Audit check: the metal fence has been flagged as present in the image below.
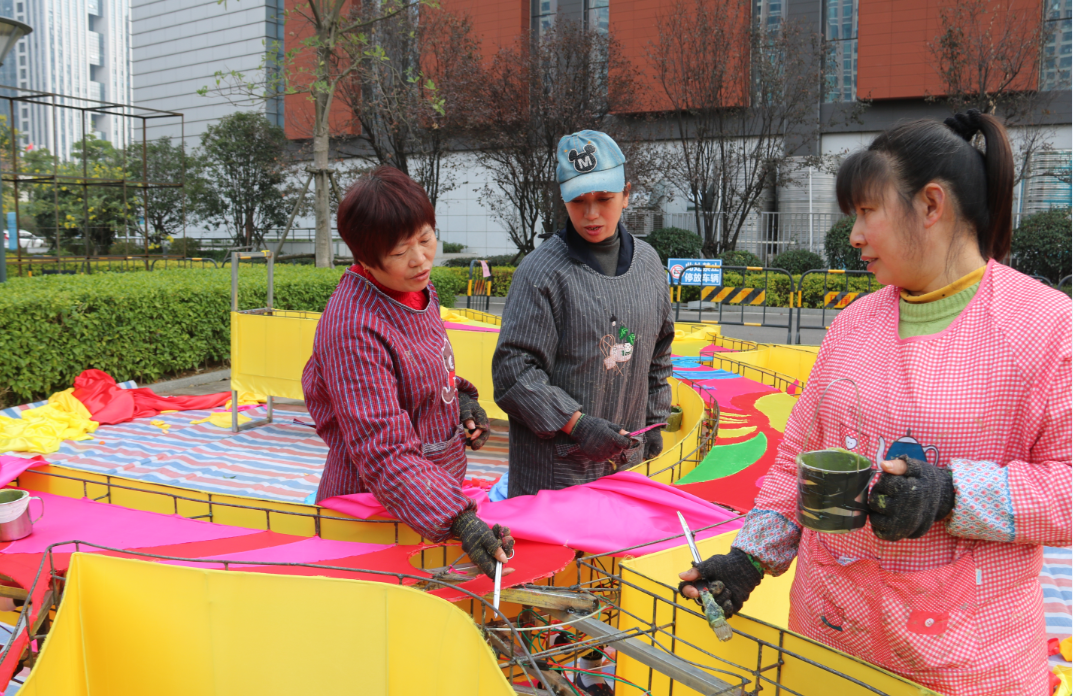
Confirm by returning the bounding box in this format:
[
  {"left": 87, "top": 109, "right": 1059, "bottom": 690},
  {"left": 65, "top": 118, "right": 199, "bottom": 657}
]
[{"left": 0, "top": 85, "right": 185, "bottom": 279}]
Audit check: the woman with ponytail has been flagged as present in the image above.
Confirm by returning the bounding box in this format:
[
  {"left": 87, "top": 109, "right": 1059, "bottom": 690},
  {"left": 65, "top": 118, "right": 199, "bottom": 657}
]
[{"left": 680, "top": 111, "right": 1070, "bottom": 695}]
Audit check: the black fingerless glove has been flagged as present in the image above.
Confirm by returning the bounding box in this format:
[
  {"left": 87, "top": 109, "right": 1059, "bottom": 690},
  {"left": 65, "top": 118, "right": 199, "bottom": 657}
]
[
  {"left": 867, "top": 455, "right": 955, "bottom": 542},
  {"left": 678, "top": 548, "right": 763, "bottom": 618},
  {"left": 644, "top": 427, "right": 664, "bottom": 459},
  {"left": 458, "top": 392, "right": 490, "bottom": 450},
  {"left": 450, "top": 509, "right": 514, "bottom": 579},
  {"left": 569, "top": 414, "right": 631, "bottom": 462}
]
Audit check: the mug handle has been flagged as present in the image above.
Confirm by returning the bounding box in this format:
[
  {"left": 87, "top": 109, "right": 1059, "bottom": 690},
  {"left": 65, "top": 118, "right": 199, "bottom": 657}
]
[{"left": 27, "top": 497, "right": 43, "bottom": 524}]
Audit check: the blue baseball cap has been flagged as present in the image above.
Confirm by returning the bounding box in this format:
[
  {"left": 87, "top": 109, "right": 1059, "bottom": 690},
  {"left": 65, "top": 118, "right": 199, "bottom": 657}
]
[{"left": 556, "top": 130, "right": 626, "bottom": 201}]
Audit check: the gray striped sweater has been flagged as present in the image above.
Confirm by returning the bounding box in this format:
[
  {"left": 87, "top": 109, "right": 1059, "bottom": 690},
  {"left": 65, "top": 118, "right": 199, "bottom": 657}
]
[{"left": 492, "top": 224, "right": 674, "bottom": 497}]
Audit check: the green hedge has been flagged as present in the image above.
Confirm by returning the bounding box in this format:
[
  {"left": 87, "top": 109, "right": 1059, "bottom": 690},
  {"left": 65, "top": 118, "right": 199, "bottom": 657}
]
[
  {"left": 1010, "top": 207, "right": 1072, "bottom": 283},
  {"left": 0, "top": 265, "right": 462, "bottom": 405},
  {"left": 434, "top": 266, "right": 515, "bottom": 299}
]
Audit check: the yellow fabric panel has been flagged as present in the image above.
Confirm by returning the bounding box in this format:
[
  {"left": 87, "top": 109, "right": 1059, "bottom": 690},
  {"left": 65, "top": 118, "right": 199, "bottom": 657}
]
[
  {"left": 230, "top": 311, "right": 319, "bottom": 401},
  {"left": 764, "top": 345, "right": 818, "bottom": 383},
  {"left": 0, "top": 388, "right": 99, "bottom": 454},
  {"left": 22, "top": 553, "right": 514, "bottom": 696},
  {"left": 446, "top": 328, "right": 507, "bottom": 421},
  {"left": 617, "top": 532, "right": 939, "bottom": 696},
  {"left": 671, "top": 323, "right": 721, "bottom": 357}
]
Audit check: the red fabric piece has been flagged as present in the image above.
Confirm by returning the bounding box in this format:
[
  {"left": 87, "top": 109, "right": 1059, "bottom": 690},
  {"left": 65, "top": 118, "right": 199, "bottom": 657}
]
[
  {"left": 350, "top": 264, "right": 428, "bottom": 310},
  {"left": 72, "top": 369, "right": 231, "bottom": 425},
  {"left": 236, "top": 538, "right": 575, "bottom": 604}
]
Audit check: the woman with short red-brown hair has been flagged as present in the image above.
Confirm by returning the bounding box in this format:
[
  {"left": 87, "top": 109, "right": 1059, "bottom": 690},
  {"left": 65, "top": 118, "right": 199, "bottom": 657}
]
[{"left": 302, "top": 166, "right": 513, "bottom": 579}]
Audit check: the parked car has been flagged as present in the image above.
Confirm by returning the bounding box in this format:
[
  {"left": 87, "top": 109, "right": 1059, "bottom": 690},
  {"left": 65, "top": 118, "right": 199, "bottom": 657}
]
[{"left": 3, "top": 229, "right": 48, "bottom": 253}]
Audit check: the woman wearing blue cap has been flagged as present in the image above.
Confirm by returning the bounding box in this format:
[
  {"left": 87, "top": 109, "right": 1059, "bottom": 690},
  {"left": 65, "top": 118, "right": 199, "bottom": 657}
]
[{"left": 492, "top": 130, "right": 674, "bottom": 499}]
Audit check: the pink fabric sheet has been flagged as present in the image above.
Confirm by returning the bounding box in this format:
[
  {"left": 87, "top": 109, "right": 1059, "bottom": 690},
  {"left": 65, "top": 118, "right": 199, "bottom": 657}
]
[
  {"left": 321, "top": 471, "right": 744, "bottom": 556},
  {"left": 443, "top": 322, "right": 499, "bottom": 333},
  {"left": 0, "top": 492, "right": 259, "bottom": 554},
  {"left": 160, "top": 536, "right": 391, "bottom": 570},
  {"left": 0, "top": 455, "right": 46, "bottom": 488}
]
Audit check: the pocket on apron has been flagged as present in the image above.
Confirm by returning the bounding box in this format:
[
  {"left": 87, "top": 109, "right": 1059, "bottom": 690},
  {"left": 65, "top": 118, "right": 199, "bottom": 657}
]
[
  {"left": 422, "top": 426, "right": 467, "bottom": 481},
  {"left": 805, "top": 533, "right": 980, "bottom": 672}
]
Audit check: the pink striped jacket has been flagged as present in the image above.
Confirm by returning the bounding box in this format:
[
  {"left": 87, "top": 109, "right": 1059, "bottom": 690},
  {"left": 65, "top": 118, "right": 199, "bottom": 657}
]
[{"left": 303, "top": 271, "right": 477, "bottom": 541}]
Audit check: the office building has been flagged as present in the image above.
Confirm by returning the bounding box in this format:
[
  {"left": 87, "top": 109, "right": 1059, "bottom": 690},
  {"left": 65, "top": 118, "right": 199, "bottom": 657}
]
[
  {"left": 284, "top": 0, "right": 1072, "bottom": 255},
  {"left": 0, "top": 0, "right": 132, "bottom": 159},
  {"left": 130, "top": 0, "right": 284, "bottom": 146}
]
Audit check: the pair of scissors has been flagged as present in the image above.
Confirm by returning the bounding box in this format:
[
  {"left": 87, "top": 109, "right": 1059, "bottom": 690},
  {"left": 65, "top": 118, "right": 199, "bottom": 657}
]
[{"left": 492, "top": 548, "right": 515, "bottom": 612}]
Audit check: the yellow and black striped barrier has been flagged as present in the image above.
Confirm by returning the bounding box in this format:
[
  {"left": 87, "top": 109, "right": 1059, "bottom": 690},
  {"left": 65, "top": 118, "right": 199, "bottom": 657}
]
[
  {"left": 822, "top": 291, "right": 862, "bottom": 309},
  {"left": 701, "top": 286, "right": 767, "bottom": 306},
  {"left": 795, "top": 268, "right": 877, "bottom": 343},
  {"left": 465, "top": 260, "right": 494, "bottom": 311}
]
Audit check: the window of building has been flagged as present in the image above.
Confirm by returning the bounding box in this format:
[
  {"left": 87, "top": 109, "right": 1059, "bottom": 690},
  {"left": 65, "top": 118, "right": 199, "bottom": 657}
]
[
  {"left": 533, "top": 0, "right": 557, "bottom": 39},
  {"left": 824, "top": 0, "right": 857, "bottom": 102},
  {"left": 1041, "top": 0, "right": 1072, "bottom": 90},
  {"left": 586, "top": 0, "right": 609, "bottom": 35},
  {"left": 755, "top": 0, "right": 782, "bottom": 29}
]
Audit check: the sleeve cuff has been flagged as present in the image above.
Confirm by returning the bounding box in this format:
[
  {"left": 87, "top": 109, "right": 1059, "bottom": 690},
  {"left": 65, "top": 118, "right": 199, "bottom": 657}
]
[
  {"left": 945, "top": 458, "right": 1016, "bottom": 542},
  {"left": 731, "top": 509, "right": 801, "bottom": 576}
]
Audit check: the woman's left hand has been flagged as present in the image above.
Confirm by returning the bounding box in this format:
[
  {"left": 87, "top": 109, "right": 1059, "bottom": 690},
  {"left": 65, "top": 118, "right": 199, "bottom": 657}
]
[
  {"left": 867, "top": 455, "right": 955, "bottom": 541},
  {"left": 459, "top": 392, "right": 490, "bottom": 450}
]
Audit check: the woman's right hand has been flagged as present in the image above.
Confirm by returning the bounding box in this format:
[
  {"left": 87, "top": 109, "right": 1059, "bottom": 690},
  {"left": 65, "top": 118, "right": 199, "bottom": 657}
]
[
  {"left": 450, "top": 509, "right": 515, "bottom": 580},
  {"left": 678, "top": 548, "right": 763, "bottom": 618},
  {"left": 568, "top": 413, "right": 631, "bottom": 462}
]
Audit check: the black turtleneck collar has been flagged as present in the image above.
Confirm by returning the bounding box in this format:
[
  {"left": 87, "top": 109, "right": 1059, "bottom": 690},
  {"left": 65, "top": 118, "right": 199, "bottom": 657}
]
[{"left": 557, "top": 220, "right": 634, "bottom": 277}]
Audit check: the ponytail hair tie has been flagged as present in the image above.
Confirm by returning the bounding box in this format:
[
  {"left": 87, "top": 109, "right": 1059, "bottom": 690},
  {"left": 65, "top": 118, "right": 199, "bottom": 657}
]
[{"left": 944, "top": 109, "right": 983, "bottom": 142}]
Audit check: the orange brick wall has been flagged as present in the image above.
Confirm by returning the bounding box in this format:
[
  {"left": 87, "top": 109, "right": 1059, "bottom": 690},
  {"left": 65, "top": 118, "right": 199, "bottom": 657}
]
[
  {"left": 610, "top": 0, "right": 751, "bottom": 113},
  {"left": 441, "top": 0, "right": 528, "bottom": 62},
  {"left": 858, "top": 0, "right": 1041, "bottom": 100},
  {"left": 609, "top": 0, "right": 670, "bottom": 111},
  {"left": 283, "top": 0, "right": 527, "bottom": 140},
  {"left": 283, "top": 0, "right": 359, "bottom": 141}
]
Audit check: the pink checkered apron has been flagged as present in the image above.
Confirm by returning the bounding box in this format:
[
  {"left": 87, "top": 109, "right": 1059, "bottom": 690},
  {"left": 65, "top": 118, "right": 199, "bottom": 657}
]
[{"left": 765, "top": 262, "right": 1071, "bottom": 695}]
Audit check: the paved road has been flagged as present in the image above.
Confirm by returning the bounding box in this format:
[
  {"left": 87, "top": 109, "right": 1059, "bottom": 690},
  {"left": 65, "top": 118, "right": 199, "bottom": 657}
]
[{"left": 454, "top": 296, "right": 838, "bottom": 345}]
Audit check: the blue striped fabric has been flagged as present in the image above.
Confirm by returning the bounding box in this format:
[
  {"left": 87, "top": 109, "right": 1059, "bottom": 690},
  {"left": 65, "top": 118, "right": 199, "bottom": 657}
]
[{"left": 1042, "top": 546, "right": 1072, "bottom": 639}]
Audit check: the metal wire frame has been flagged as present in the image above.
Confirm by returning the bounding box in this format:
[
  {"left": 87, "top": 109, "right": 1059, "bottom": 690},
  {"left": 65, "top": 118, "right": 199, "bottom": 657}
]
[
  {"left": 700, "top": 353, "right": 805, "bottom": 394},
  {"left": 0, "top": 540, "right": 558, "bottom": 694},
  {"left": 12, "top": 468, "right": 411, "bottom": 545},
  {"left": 563, "top": 549, "right": 904, "bottom": 696},
  {"left": 0, "top": 84, "right": 185, "bottom": 276}
]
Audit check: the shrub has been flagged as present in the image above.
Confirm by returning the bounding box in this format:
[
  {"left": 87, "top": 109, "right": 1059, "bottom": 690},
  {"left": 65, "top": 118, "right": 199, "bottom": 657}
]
[
  {"left": 717, "top": 249, "right": 762, "bottom": 268},
  {"left": 167, "top": 236, "right": 202, "bottom": 257},
  {"left": 109, "top": 241, "right": 149, "bottom": 256},
  {"left": 429, "top": 267, "right": 464, "bottom": 307},
  {"left": 824, "top": 215, "right": 865, "bottom": 270},
  {"left": 442, "top": 242, "right": 466, "bottom": 253},
  {"left": 1010, "top": 207, "right": 1071, "bottom": 284},
  {"left": 0, "top": 264, "right": 468, "bottom": 405},
  {"left": 442, "top": 253, "right": 524, "bottom": 268},
  {"left": 771, "top": 249, "right": 825, "bottom": 275},
  {"left": 646, "top": 227, "right": 702, "bottom": 265}
]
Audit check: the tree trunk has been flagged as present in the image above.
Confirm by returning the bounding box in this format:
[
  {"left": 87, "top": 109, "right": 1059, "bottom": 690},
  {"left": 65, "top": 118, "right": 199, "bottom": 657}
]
[{"left": 313, "top": 79, "right": 333, "bottom": 268}]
